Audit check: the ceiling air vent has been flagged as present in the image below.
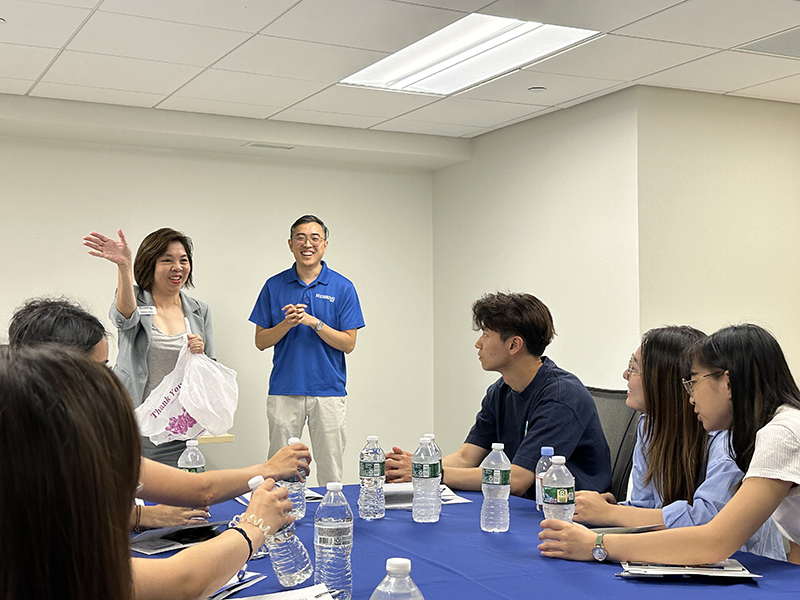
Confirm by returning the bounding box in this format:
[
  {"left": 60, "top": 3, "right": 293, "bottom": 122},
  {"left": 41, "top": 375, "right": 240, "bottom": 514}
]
[
  {"left": 243, "top": 142, "right": 295, "bottom": 151},
  {"left": 739, "top": 26, "right": 800, "bottom": 59}
]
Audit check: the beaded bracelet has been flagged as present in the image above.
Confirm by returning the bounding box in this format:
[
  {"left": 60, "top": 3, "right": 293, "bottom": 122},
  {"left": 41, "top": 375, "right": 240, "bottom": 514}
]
[
  {"left": 228, "top": 526, "right": 254, "bottom": 561},
  {"left": 229, "top": 513, "right": 271, "bottom": 537}
]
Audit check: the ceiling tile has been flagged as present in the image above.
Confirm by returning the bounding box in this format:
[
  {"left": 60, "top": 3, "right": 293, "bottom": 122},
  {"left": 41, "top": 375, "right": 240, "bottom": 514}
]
[
  {"left": 480, "top": 0, "right": 683, "bottom": 32},
  {"left": 637, "top": 50, "right": 800, "bottom": 93},
  {"left": 530, "top": 34, "right": 715, "bottom": 82},
  {"left": 398, "top": 0, "right": 492, "bottom": 11},
  {"left": 0, "top": 76, "right": 32, "bottom": 94},
  {"left": 460, "top": 69, "right": 621, "bottom": 106},
  {"left": 66, "top": 11, "right": 249, "bottom": 66},
  {"left": 617, "top": 0, "right": 800, "bottom": 49},
  {"left": 172, "top": 69, "right": 330, "bottom": 107},
  {"left": 730, "top": 72, "right": 800, "bottom": 104},
  {"left": 215, "top": 35, "right": 387, "bottom": 83},
  {"left": 0, "top": 0, "right": 90, "bottom": 47},
  {"left": 39, "top": 51, "right": 202, "bottom": 94},
  {"left": 270, "top": 108, "right": 385, "bottom": 128},
  {"left": 158, "top": 96, "right": 279, "bottom": 119},
  {"left": 262, "top": 0, "right": 463, "bottom": 52},
  {"left": 399, "top": 96, "right": 539, "bottom": 127},
  {"left": 25, "top": 0, "right": 97, "bottom": 7},
  {"left": 97, "top": 0, "right": 300, "bottom": 32},
  {"left": 0, "top": 42, "right": 58, "bottom": 80},
  {"left": 289, "top": 84, "right": 440, "bottom": 118},
  {"left": 371, "top": 117, "right": 484, "bottom": 137},
  {"left": 29, "top": 82, "right": 163, "bottom": 107}
]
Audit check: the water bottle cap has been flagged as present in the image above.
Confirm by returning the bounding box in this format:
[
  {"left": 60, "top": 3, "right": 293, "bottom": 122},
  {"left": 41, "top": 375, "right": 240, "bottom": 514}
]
[
  {"left": 186, "top": 440, "right": 199, "bottom": 447},
  {"left": 386, "top": 557, "right": 411, "bottom": 574},
  {"left": 419, "top": 437, "right": 431, "bottom": 445},
  {"left": 424, "top": 433, "right": 436, "bottom": 440},
  {"left": 326, "top": 481, "right": 343, "bottom": 492},
  {"left": 552, "top": 455, "right": 566, "bottom": 464},
  {"left": 491, "top": 442, "right": 504, "bottom": 450},
  {"left": 367, "top": 435, "right": 379, "bottom": 442},
  {"left": 541, "top": 446, "right": 554, "bottom": 456},
  {"left": 287, "top": 437, "right": 302, "bottom": 445}
]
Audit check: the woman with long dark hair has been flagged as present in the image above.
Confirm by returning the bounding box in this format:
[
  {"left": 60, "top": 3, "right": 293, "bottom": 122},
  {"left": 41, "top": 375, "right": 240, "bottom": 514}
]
[
  {"left": 539, "top": 324, "right": 800, "bottom": 565},
  {"left": 573, "top": 326, "right": 784, "bottom": 559}
]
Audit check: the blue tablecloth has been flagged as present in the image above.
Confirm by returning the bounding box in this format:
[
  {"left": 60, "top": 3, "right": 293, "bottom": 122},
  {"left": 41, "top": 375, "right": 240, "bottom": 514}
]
[{"left": 200, "top": 485, "right": 800, "bottom": 599}]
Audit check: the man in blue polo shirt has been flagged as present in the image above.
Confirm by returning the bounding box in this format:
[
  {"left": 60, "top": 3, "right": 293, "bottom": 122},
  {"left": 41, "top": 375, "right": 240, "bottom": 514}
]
[
  {"left": 386, "top": 292, "right": 611, "bottom": 500},
  {"left": 250, "top": 215, "right": 365, "bottom": 486}
]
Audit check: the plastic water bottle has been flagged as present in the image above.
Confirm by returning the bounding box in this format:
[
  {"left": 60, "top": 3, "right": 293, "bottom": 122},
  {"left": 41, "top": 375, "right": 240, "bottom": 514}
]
[
  {"left": 424, "top": 433, "right": 443, "bottom": 518},
  {"left": 412, "top": 438, "right": 440, "bottom": 523},
  {"left": 177, "top": 440, "right": 205, "bottom": 473},
  {"left": 314, "top": 482, "right": 353, "bottom": 600},
  {"left": 541, "top": 456, "right": 575, "bottom": 522},
  {"left": 281, "top": 437, "right": 307, "bottom": 520},
  {"left": 535, "top": 446, "right": 554, "bottom": 511},
  {"left": 369, "top": 558, "right": 425, "bottom": 600},
  {"left": 266, "top": 521, "right": 314, "bottom": 587},
  {"left": 358, "top": 435, "right": 386, "bottom": 520},
  {"left": 480, "top": 442, "right": 511, "bottom": 532}
]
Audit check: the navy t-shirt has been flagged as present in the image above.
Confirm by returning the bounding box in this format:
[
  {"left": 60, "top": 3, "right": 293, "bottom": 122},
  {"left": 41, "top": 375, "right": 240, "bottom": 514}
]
[{"left": 465, "top": 357, "right": 611, "bottom": 500}]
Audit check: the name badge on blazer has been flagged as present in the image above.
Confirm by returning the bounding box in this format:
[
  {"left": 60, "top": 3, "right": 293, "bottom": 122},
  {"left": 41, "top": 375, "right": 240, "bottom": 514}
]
[{"left": 139, "top": 306, "right": 157, "bottom": 316}]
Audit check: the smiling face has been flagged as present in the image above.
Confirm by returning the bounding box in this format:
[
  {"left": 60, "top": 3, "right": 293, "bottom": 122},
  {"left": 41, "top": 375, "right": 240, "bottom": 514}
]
[
  {"left": 152, "top": 241, "right": 190, "bottom": 295},
  {"left": 623, "top": 347, "right": 645, "bottom": 413},
  {"left": 687, "top": 362, "right": 733, "bottom": 431},
  {"left": 288, "top": 222, "right": 328, "bottom": 270}
]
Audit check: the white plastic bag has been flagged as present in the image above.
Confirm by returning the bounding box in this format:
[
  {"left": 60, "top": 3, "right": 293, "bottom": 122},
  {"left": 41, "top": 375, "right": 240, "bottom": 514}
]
[{"left": 135, "top": 327, "right": 238, "bottom": 445}]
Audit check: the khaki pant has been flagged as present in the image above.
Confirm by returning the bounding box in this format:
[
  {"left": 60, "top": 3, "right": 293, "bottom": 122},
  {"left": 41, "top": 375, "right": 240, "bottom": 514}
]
[{"left": 267, "top": 395, "right": 346, "bottom": 487}]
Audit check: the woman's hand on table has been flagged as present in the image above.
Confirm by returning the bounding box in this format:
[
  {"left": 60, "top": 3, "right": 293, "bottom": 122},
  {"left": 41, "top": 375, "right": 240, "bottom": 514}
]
[
  {"left": 537, "top": 519, "right": 596, "bottom": 561},
  {"left": 573, "top": 491, "right": 616, "bottom": 526}
]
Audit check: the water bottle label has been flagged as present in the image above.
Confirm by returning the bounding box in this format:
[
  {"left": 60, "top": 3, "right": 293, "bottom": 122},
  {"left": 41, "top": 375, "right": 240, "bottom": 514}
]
[
  {"left": 179, "top": 467, "right": 204, "bottom": 473},
  {"left": 542, "top": 485, "right": 575, "bottom": 505},
  {"left": 411, "top": 462, "right": 441, "bottom": 478},
  {"left": 481, "top": 468, "right": 510, "bottom": 485},
  {"left": 359, "top": 460, "right": 385, "bottom": 477},
  {"left": 314, "top": 523, "right": 353, "bottom": 546}
]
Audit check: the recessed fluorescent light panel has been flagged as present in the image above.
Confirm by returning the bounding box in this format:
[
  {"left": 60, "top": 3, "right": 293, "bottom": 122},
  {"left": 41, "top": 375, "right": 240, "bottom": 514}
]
[{"left": 341, "top": 14, "right": 599, "bottom": 95}]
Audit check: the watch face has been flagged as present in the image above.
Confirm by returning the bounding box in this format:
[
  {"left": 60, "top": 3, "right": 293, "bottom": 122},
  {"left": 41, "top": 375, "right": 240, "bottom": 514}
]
[{"left": 592, "top": 545, "right": 608, "bottom": 561}]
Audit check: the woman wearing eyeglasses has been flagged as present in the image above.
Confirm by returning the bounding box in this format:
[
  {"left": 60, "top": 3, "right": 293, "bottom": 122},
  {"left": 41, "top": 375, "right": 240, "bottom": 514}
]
[
  {"left": 539, "top": 324, "right": 800, "bottom": 565},
  {"left": 571, "top": 326, "right": 785, "bottom": 560}
]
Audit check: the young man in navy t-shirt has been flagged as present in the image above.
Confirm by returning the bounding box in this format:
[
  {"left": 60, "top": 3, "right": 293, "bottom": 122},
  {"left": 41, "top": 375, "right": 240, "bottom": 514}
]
[{"left": 386, "top": 292, "right": 610, "bottom": 499}]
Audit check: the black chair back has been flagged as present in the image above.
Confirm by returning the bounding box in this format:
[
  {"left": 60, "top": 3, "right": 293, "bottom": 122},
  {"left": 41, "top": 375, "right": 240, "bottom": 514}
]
[{"left": 586, "top": 387, "right": 640, "bottom": 501}]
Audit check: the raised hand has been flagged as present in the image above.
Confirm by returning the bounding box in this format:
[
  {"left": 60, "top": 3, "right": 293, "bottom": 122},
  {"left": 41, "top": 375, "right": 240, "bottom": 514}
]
[{"left": 83, "top": 229, "right": 132, "bottom": 267}]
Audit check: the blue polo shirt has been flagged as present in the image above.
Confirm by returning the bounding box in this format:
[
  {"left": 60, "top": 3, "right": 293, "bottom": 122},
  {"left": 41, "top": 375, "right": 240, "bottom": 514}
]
[{"left": 249, "top": 262, "right": 365, "bottom": 396}]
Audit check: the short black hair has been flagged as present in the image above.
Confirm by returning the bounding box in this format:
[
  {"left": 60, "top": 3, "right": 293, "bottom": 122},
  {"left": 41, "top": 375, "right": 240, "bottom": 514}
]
[
  {"left": 472, "top": 292, "right": 555, "bottom": 357},
  {"left": 9, "top": 298, "right": 106, "bottom": 353},
  {"left": 290, "top": 215, "right": 329, "bottom": 240}
]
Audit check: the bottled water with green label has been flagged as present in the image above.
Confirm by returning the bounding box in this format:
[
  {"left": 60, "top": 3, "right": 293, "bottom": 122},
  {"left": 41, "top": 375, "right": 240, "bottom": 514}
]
[
  {"left": 281, "top": 437, "right": 307, "bottom": 520},
  {"left": 314, "top": 482, "right": 353, "bottom": 600},
  {"left": 177, "top": 439, "right": 205, "bottom": 473},
  {"left": 412, "top": 438, "right": 441, "bottom": 523},
  {"left": 369, "top": 558, "right": 425, "bottom": 600},
  {"left": 358, "top": 435, "right": 386, "bottom": 520},
  {"left": 424, "top": 433, "right": 443, "bottom": 519},
  {"left": 542, "top": 455, "right": 575, "bottom": 522},
  {"left": 480, "top": 442, "right": 511, "bottom": 532},
  {"left": 535, "top": 446, "right": 554, "bottom": 511}
]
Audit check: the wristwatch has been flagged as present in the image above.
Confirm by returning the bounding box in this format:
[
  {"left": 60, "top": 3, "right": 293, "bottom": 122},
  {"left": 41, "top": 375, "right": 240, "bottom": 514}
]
[
  {"left": 315, "top": 319, "right": 325, "bottom": 332},
  {"left": 591, "top": 532, "right": 608, "bottom": 562}
]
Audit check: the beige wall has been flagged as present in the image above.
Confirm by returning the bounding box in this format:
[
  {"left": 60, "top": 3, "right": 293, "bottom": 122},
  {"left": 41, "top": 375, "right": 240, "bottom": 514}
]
[
  {"left": 0, "top": 134, "right": 435, "bottom": 483},
  {"left": 429, "top": 89, "right": 642, "bottom": 455},
  {"left": 637, "top": 86, "right": 800, "bottom": 371}
]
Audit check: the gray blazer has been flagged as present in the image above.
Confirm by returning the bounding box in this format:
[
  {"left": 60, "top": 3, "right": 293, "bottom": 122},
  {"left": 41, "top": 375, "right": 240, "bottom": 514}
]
[{"left": 109, "top": 286, "right": 214, "bottom": 406}]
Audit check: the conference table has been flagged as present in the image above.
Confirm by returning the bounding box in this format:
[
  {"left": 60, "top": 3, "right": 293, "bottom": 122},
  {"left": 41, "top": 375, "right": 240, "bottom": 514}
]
[{"left": 185, "top": 485, "right": 800, "bottom": 599}]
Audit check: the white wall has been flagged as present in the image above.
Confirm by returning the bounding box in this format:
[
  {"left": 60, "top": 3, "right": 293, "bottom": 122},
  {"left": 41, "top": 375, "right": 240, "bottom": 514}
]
[
  {"left": 429, "top": 89, "right": 642, "bottom": 455},
  {"left": 0, "top": 134, "right": 434, "bottom": 483},
  {"left": 637, "top": 86, "right": 800, "bottom": 372}
]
